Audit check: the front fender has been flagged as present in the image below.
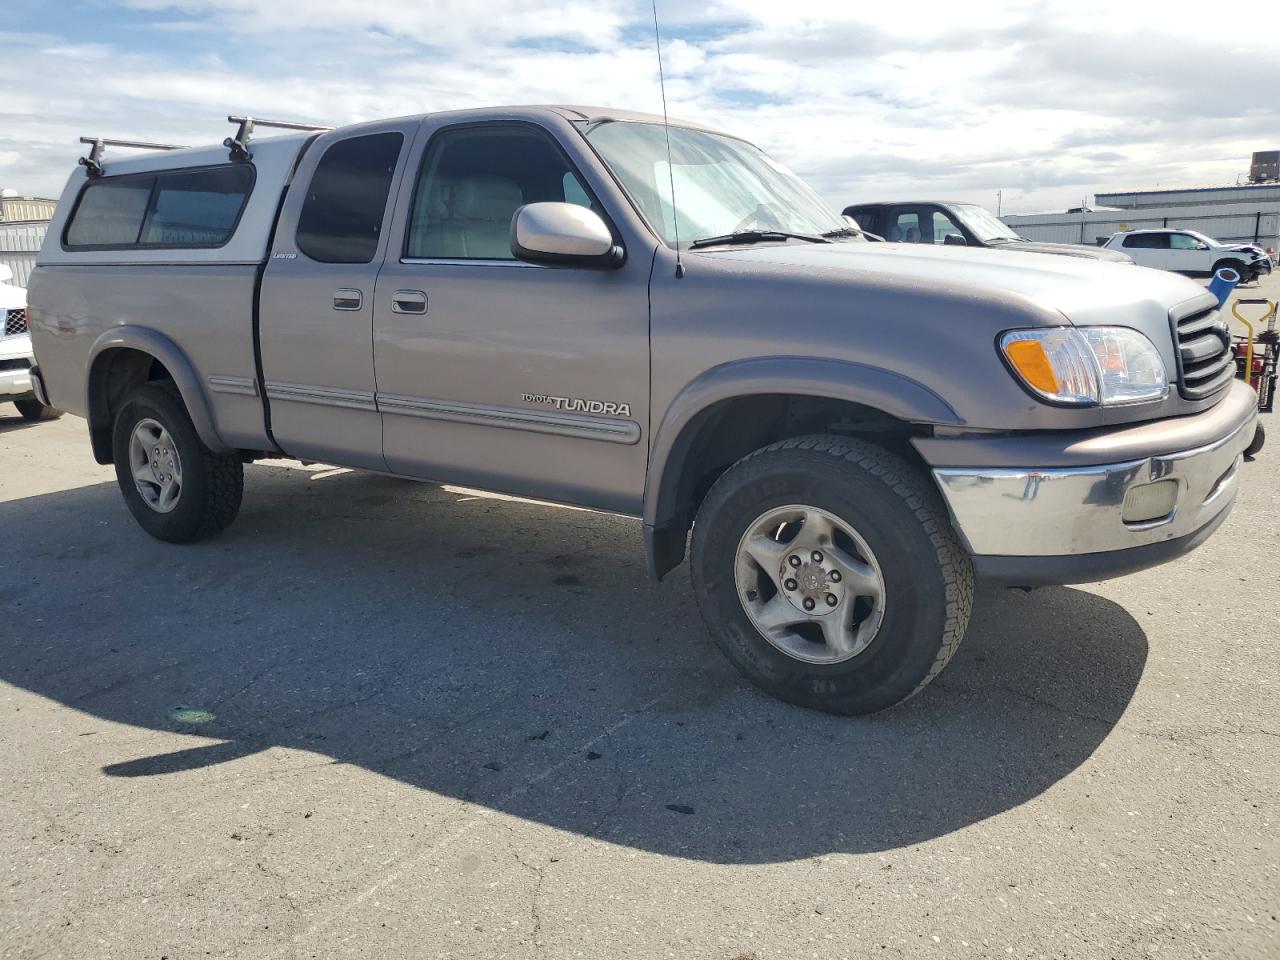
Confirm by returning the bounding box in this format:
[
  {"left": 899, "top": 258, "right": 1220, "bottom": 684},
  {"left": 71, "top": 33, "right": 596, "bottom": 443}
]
[
  {"left": 87, "top": 326, "right": 231, "bottom": 456},
  {"left": 643, "top": 355, "right": 962, "bottom": 531}
]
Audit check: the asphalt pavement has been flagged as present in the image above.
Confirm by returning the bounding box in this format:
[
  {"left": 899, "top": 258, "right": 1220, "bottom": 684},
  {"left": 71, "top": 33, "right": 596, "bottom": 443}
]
[{"left": 1, "top": 281, "right": 1277, "bottom": 958}]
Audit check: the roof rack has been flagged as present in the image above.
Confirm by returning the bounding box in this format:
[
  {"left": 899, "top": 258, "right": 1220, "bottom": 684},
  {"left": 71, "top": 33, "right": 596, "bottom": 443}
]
[
  {"left": 225, "top": 116, "right": 332, "bottom": 162},
  {"left": 78, "top": 136, "right": 189, "bottom": 178}
]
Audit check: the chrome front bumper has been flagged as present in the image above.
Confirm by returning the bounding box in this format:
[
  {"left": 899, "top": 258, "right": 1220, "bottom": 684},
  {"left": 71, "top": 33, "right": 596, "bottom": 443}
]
[
  {"left": 0, "top": 365, "right": 33, "bottom": 399},
  {"left": 1, "top": 332, "right": 34, "bottom": 399},
  {"left": 930, "top": 391, "right": 1257, "bottom": 583}
]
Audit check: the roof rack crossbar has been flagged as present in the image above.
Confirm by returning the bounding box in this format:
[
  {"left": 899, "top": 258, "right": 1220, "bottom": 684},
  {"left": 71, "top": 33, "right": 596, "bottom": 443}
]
[
  {"left": 78, "top": 136, "right": 188, "bottom": 178},
  {"left": 224, "top": 116, "right": 332, "bottom": 162}
]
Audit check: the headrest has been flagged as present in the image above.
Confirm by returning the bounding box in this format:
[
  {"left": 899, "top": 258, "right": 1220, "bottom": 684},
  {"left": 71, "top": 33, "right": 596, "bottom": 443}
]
[{"left": 453, "top": 176, "right": 523, "bottom": 222}]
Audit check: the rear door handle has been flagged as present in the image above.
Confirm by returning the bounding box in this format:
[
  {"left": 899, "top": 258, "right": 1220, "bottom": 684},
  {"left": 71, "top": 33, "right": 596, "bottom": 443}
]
[
  {"left": 391, "top": 290, "right": 428, "bottom": 315},
  {"left": 333, "top": 288, "right": 362, "bottom": 311}
]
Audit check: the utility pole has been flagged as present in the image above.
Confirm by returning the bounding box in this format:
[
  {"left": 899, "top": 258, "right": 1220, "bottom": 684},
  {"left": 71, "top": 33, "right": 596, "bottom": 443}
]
[{"left": 996, "top": 190, "right": 1002, "bottom": 217}]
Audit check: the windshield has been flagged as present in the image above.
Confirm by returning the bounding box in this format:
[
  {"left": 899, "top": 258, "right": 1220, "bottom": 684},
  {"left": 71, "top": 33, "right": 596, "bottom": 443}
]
[
  {"left": 952, "top": 203, "right": 1022, "bottom": 243},
  {"left": 582, "top": 121, "right": 847, "bottom": 248}
]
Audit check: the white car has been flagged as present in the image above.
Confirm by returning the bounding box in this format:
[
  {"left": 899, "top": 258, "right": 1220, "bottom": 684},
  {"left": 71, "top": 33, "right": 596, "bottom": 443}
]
[
  {"left": 1102, "top": 229, "right": 1272, "bottom": 282},
  {"left": 0, "top": 266, "right": 62, "bottom": 421}
]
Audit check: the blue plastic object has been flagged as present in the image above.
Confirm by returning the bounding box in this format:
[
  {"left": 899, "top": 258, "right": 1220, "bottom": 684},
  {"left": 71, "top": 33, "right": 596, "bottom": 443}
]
[{"left": 1208, "top": 267, "right": 1240, "bottom": 307}]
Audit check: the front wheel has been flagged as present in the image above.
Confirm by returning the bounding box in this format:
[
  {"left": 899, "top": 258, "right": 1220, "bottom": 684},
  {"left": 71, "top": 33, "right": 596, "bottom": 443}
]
[
  {"left": 1244, "top": 422, "right": 1265, "bottom": 461},
  {"left": 690, "top": 435, "right": 973, "bottom": 715},
  {"left": 1214, "top": 259, "right": 1249, "bottom": 284},
  {"left": 14, "top": 397, "right": 62, "bottom": 421},
  {"left": 111, "top": 382, "right": 244, "bottom": 542}
]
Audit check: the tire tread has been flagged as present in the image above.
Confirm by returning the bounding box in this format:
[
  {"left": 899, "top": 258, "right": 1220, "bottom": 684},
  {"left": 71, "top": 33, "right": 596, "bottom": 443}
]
[{"left": 14, "top": 397, "right": 63, "bottom": 421}]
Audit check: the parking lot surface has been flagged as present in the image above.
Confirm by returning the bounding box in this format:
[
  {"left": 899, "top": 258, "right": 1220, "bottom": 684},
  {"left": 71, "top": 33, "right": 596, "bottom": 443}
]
[{"left": 2, "top": 280, "right": 1278, "bottom": 959}]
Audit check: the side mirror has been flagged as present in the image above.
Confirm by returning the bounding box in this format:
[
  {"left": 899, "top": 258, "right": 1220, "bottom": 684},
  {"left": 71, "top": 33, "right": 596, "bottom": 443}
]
[
  {"left": 510, "top": 202, "right": 624, "bottom": 269},
  {"left": 943, "top": 233, "right": 967, "bottom": 246}
]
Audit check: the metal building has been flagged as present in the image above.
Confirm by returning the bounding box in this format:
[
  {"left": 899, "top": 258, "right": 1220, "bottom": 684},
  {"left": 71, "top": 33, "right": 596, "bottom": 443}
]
[
  {"left": 0, "top": 192, "right": 56, "bottom": 289},
  {"left": 0, "top": 221, "right": 49, "bottom": 288},
  {"left": 1004, "top": 182, "right": 1280, "bottom": 252},
  {"left": 1095, "top": 183, "right": 1280, "bottom": 209},
  {"left": 0, "top": 195, "right": 57, "bottom": 222}
]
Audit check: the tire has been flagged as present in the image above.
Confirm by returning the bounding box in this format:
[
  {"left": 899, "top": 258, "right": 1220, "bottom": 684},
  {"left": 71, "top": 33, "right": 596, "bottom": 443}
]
[
  {"left": 690, "top": 434, "right": 974, "bottom": 715},
  {"left": 111, "top": 382, "right": 243, "bottom": 542},
  {"left": 1244, "top": 421, "right": 1265, "bottom": 461},
  {"left": 1214, "top": 259, "right": 1249, "bottom": 284},
  {"left": 14, "top": 397, "right": 63, "bottom": 421}
]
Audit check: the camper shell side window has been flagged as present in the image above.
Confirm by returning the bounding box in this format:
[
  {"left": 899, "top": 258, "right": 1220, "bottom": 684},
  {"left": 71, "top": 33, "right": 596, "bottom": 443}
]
[{"left": 62, "top": 164, "right": 256, "bottom": 252}]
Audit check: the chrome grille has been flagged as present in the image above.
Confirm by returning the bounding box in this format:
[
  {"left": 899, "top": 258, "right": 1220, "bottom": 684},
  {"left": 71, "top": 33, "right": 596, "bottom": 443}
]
[
  {"left": 3, "top": 308, "right": 27, "bottom": 337},
  {"left": 1171, "top": 306, "right": 1235, "bottom": 401}
]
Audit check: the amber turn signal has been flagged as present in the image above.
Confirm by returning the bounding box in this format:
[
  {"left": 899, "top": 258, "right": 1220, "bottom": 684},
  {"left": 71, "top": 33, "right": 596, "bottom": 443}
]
[{"left": 1003, "top": 339, "right": 1060, "bottom": 394}]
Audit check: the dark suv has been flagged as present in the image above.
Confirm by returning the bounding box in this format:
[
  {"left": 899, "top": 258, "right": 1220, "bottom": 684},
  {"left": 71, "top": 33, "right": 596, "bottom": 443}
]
[{"left": 844, "top": 200, "right": 1132, "bottom": 263}]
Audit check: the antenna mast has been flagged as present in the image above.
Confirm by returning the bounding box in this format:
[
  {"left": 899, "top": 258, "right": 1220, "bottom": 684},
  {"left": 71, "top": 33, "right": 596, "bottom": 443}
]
[{"left": 651, "top": 0, "right": 684, "bottom": 278}]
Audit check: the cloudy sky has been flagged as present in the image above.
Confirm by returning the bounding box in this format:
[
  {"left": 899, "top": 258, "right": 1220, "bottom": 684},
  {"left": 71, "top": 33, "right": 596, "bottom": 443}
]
[{"left": 1, "top": 0, "right": 1277, "bottom": 214}]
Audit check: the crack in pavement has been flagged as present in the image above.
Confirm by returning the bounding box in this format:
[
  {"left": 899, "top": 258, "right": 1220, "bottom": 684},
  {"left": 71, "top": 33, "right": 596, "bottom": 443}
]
[
  {"left": 510, "top": 846, "right": 547, "bottom": 957},
  {"left": 291, "top": 689, "right": 668, "bottom": 944}
]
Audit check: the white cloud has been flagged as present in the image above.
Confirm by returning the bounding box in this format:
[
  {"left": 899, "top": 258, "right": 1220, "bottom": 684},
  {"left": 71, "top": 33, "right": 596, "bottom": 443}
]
[{"left": 0, "top": 0, "right": 1276, "bottom": 215}]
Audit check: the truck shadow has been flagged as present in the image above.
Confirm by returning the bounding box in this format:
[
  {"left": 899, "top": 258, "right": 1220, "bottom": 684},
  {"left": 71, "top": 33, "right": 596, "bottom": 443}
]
[
  {"left": 0, "top": 464, "right": 1148, "bottom": 863},
  {"left": 0, "top": 409, "right": 47, "bottom": 434}
]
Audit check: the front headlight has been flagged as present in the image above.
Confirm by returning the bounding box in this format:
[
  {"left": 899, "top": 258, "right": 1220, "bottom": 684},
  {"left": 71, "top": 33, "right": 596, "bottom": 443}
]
[{"left": 999, "top": 326, "right": 1168, "bottom": 406}]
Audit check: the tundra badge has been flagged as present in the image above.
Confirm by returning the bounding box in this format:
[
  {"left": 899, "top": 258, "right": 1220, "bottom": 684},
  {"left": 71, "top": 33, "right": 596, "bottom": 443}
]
[{"left": 522, "top": 392, "right": 631, "bottom": 418}]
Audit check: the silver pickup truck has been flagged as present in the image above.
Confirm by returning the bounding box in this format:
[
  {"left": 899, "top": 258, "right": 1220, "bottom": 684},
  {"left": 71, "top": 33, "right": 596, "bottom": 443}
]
[{"left": 28, "top": 106, "right": 1259, "bottom": 715}]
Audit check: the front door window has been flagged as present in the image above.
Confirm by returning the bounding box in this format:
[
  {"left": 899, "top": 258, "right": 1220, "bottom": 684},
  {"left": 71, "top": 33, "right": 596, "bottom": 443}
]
[{"left": 406, "top": 125, "right": 596, "bottom": 261}]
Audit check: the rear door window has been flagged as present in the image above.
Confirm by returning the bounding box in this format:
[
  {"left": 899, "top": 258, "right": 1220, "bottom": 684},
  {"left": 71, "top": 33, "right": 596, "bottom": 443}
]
[
  {"left": 296, "top": 132, "right": 405, "bottom": 264},
  {"left": 1123, "top": 233, "right": 1167, "bottom": 249},
  {"left": 887, "top": 208, "right": 922, "bottom": 243}
]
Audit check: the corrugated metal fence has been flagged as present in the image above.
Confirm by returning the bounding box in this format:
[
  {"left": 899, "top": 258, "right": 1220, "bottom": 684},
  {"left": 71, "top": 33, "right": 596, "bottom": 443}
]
[{"left": 0, "top": 220, "right": 49, "bottom": 288}]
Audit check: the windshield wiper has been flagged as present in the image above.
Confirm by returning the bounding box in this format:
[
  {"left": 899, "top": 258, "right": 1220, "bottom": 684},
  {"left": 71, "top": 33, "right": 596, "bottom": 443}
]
[
  {"left": 689, "top": 230, "right": 830, "bottom": 250},
  {"left": 984, "top": 236, "right": 1025, "bottom": 245},
  {"left": 821, "top": 227, "right": 863, "bottom": 240}
]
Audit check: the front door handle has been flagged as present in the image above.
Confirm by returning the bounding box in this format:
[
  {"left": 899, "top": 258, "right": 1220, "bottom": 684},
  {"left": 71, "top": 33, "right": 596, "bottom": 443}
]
[
  {"left": 391, "top": 290, "right": 428, "bottom": 315},
  {"left": 333, "top": 288, "right": 362, "bottom": 311}
]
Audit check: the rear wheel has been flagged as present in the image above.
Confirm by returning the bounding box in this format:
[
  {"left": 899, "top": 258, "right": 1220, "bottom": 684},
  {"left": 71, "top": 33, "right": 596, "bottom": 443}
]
[
  {"left": 111, "top": 382, "right": 243, "bottom": 542},
  {"left": 14, "top": 397, "right": 62, "bottom": 421},
  {"left": 690, "top": 435, "right": 973, "bottom": 715}
]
